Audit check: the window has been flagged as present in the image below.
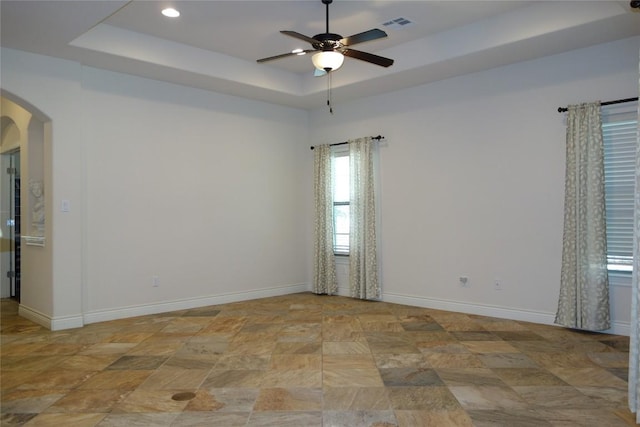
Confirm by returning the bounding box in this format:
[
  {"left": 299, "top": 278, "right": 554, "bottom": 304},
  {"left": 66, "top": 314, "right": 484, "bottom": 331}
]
[
  {"left": 602, "top": 103, "right": 637, "bottom": 272},
  {"left": 332, "top": 148, "right": 350, "bottom": 254}
]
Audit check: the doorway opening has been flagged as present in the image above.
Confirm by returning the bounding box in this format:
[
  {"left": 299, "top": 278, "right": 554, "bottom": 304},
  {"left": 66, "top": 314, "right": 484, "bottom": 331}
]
[{"left": 1, "top": 150, "right": 21, "bottom": 302}]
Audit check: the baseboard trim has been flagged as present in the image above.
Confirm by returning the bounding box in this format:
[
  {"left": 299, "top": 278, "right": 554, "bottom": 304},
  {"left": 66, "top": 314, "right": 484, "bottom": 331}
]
[
  {"left": 381, "top": 291, "right": 630, "bottom": 336},
  {"left": 18, "top": 304, "right": 84, "bottom": 331},
  {"left": 383, "top": 291, "right": 555, "bottom": 323},
  {"left": 609, "top": 321, "right": 630, "bottom": 336},
  {"left": 22, "top": 283, "right": 629, "bottom": 336},
  {"left": 83, "top": 283, "right": 309, "bottom": 325}
]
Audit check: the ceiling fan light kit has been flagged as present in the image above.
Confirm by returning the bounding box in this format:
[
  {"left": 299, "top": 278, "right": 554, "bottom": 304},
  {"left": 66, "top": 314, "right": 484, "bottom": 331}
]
[{"left": 312, "top": 51, "right": 344, "bottom": 72}]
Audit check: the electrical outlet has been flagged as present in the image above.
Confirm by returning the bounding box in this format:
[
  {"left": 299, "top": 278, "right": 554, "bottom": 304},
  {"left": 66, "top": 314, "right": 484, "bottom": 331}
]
[
  {"left": 494, "top": 280, "right": 502, "bottom": 291},
  {"left": 152, "top": 276, "right": 160, "bottom": 287}
]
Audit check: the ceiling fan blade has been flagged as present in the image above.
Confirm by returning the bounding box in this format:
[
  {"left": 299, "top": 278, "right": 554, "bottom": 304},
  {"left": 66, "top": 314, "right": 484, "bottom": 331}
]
[
  {"left": 314, "top": 68, "right": 327, "bottom": 77},
  {"left": 280, "top": 30, "right": 318, "bottom": 45},
  {"left": 342, "top": 49, "right": 394, "bottom": 67},
  {"left": 257, "top": 50, "right": 315, "bottom": 63},
  {"left": 340, "top": 28, "right": 387, "bottom": 46}
]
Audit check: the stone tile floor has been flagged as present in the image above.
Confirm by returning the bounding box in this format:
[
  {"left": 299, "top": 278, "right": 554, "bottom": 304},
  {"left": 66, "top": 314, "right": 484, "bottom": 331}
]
[{"left": 0, "top": 293, "right": 636, "bottom": 426}]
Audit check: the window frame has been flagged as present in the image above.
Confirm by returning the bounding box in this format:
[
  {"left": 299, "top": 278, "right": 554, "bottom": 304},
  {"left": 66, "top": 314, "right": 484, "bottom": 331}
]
[{"left": 331, "top": 146, "right": 350, "bottom": 256}]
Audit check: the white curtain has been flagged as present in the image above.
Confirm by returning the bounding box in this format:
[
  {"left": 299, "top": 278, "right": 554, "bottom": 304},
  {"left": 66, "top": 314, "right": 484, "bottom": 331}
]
[
  {"left": 555, "top": 102, "right": 611, "bottom": 331},
  {"left": 313, "top": 144, "right": 337, "bottom": 294},
  {"left": 349, "top": 137, "right": 380, "bottom": 300},
  {"left": 628, "top": 51, "right": 640, "bottom": 422}
]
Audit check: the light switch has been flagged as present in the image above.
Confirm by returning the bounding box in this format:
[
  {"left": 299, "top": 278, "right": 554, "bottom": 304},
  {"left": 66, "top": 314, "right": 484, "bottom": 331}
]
[{"left": 61, "top": 199, "right": 70, "bottom": 212}]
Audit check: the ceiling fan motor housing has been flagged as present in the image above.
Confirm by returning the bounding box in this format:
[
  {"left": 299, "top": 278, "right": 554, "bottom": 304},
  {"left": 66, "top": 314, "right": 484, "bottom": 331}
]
[{"left": 312, "top": 33, "right": 343, "bottom": 51}]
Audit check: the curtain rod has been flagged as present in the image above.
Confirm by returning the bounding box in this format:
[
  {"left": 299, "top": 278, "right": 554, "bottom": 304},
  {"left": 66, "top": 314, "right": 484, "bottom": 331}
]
[
  {"left": 557, "top": 97, "right": 638, "bottom": 113},
  {"left": 310, "top": 135, "right": 384, "bottom": 150}
]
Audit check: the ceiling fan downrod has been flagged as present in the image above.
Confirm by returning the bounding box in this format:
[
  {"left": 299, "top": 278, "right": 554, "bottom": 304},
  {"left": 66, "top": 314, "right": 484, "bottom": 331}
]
[{"left": 323, "top": 0, "right": 332, "bottom": 34}]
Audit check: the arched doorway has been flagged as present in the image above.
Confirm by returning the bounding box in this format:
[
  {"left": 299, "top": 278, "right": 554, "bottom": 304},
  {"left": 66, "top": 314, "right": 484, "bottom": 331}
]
[{"left": 1, "top": 92, "right": 52, "bottom": 322}]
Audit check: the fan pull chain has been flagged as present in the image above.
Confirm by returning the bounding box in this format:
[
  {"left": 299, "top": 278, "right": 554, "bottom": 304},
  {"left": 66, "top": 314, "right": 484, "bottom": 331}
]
[{"left": 327, "top": 71, "right": 334, "bottom": 114}]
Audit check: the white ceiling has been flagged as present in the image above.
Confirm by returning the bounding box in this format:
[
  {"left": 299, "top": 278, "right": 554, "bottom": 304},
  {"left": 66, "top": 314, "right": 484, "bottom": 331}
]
[{"left": 2, "top": 1, "right": 639, "bottom": 109}]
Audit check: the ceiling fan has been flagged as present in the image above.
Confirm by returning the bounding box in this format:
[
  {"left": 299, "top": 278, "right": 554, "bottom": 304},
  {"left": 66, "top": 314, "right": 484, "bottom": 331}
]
[{"left": 256, "top": 0, "right": 394, "bottom": 73}]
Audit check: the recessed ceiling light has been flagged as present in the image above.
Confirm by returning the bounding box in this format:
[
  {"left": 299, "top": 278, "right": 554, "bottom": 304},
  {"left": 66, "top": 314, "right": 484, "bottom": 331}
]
[
  {"left": 292, "top": 49, "right": 306, "bottom": 56},
  {"left": 162, "top": 8, "right": 180, "bottom": 18}
]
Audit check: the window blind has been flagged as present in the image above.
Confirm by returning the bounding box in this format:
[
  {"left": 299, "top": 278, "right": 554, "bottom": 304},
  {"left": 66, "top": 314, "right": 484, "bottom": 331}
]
[{"left": 602, "top": 103, "right": 638, "bottom": 271}]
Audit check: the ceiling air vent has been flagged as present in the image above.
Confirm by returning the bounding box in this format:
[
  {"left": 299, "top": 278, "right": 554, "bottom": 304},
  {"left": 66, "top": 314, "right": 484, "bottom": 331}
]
[{"left": 382, "top": 17, "right": 413, "bottom": 30}]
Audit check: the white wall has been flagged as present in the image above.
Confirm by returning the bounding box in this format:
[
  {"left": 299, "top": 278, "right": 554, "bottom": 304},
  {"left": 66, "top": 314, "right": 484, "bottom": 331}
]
[
  {"left": 1, "top": 36, "right": 637, "bottom": 333},
  {"left": 308, "top": 37, "right": 640, "bottom": 335},
  {"left": 1, "top": 50, "right": 81, "bottom": 328},
  {"left": 81, "top": 67, "right": 310, "bottom": 320},
  {"left": 1, "top": 48, "right": 310, "bottom": 327}
]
